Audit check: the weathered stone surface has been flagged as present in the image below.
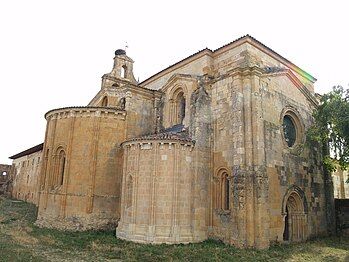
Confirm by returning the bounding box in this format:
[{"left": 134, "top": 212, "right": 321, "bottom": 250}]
[
  {"left": 332, "top": 169, "right": 349, "bottom": 199},
  {"left": 9, "top": 36, "right": 334, "bottom": 248},
  {"left": 11, "top": 150, "right": 42, "bottom": 205},
  {"left": 0, "top": 164, "right": 12, "bottom": 195}
]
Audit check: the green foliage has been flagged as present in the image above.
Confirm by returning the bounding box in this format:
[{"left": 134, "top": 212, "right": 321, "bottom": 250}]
[
  {"left": 323, "top": 156, "right": 337, "bottom": 173},
  {"left": 308, "top": 86, "right": 349, "bottom": 173}
]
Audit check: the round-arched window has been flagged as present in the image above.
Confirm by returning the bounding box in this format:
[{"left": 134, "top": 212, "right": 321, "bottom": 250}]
[{"left": 283, "top": 115, "right": 297, "bottom": 147}]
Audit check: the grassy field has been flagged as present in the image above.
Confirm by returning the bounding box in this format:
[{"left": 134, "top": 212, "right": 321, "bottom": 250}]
[{"left": 0, "top": 196, "right": 348, "bottom": 261}]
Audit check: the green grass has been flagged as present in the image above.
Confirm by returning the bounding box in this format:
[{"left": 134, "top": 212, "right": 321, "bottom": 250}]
[{"left": 0, "top": 196, "right": 348, "bottom": 261}]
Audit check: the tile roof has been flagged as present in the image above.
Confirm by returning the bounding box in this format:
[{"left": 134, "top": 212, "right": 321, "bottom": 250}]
[
  {"left": 9, "top": 143, "right": 44, "bottom": 160},
  {"left": 123, "top": 126, "right": 194, "bottom": 144},
  {"left": 140, "top": 34, "right": 316, "bottom": 86}
]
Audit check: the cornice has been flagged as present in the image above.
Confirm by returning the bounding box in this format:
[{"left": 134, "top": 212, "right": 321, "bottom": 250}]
[{"left": 45, "top": 106, "right": 126, "bottom": 120}]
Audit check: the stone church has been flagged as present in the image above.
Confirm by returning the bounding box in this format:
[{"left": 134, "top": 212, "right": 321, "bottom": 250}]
[{"left": 9, "top": 35, "right": 333, "bottom": 249}]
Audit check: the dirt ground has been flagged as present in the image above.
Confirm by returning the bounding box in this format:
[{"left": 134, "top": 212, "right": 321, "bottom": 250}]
[{"left": 0, "top": 196, "right": 348, "bottom": 261}]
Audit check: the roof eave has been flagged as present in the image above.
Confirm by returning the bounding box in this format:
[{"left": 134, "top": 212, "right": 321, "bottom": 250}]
[{"left": 9, "top": 143, "right": 44, "bottom": 160}]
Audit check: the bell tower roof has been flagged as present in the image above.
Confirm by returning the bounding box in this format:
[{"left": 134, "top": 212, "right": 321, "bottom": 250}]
[{"left": 115, "top": 49, "right": 126, "bottom": 56}]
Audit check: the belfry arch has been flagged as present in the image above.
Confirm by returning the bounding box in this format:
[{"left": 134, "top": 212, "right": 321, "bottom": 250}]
[{"left": 282, "top": 186, "right": 308, "bottom": 242}]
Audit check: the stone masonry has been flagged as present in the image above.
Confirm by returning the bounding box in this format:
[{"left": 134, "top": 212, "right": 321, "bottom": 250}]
[
  {"left": 0, "top": 164, "right": 12, "bottom": 195},
  {"left": 8, "top": 35, "right": 334, "bottom": 249}
]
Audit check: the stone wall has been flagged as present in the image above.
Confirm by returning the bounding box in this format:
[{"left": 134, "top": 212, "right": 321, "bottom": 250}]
[
  {"left": 139, "top": 39, "right": 328, "bottom": 248},
  {"left": 0, "top": 164, "right": 12, "bottom": 195},
  {"left": 11, "top": 152, "right": 42, "bottom": 204},
  {"left": 36, "top": 107, "right": 126, "bottom": 230},
  {"left": 26, "top": 37, "right": 332, "bottom": 249},
  {"left": 262, "top": 71, "right": 328, "bottom": 242},
  {"left": 116, "top": 139, "right": 201, "bottom": 243},
  {"left": 332, "top": 169, "right": 349, "bottom": 199}
]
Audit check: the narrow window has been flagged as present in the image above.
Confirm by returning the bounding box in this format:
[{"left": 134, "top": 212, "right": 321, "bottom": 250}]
[
  {"left": 177, "top": 93, "right": 185, "bottom": 124},
  {"left": 172, "top": 91, "right": 185, "bottom": 126},
  {"left": 214, "top": 169, "right": 231, "bottom": 211},
  {"left": 58, "top": 150, "right": 66, "bottom": 186},
  {"left": 223, "top": 175, "right": 230, "bottom": 211}
]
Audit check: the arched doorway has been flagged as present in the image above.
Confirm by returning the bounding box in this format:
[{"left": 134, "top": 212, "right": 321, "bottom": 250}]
[{"left": 283, "top": 191, "right": 307, "bottom": 242}]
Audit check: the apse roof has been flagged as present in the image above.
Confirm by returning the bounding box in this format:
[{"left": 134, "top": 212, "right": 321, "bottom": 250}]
[{"left": 123, "top": 125, "right": 193, "bottom": 144}]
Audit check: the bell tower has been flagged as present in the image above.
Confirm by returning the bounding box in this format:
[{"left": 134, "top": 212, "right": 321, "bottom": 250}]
[{"left": 101, "top": 49, "right": 138, "bottom": 89}]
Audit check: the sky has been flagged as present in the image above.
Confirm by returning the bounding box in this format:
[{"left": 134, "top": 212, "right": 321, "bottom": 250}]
[{"left": 0, "top": 0, "right": 348, "bottom": 164}]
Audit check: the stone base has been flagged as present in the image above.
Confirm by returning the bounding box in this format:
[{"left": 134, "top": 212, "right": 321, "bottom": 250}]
[
  {"left": 116, "top": 223, "right": 206, "bottom": 244},
  {"left": 35, "top": 215, "right": 118, "bottom": 231}
]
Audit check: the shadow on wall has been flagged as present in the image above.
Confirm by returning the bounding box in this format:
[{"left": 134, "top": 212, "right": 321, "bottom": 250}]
[{"left": 335, "top": 199, "right": 349, "bottom": 236}]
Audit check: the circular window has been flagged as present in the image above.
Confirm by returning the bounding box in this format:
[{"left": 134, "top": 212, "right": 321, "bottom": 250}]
[
  {"left": 283, "top": 115, "right": 297, "bottom": 147},
  {"left": 281, "top": 108, "right": 304, "bottom": 148}
]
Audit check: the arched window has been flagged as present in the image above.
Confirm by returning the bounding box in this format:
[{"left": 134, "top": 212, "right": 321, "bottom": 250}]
[
  {"left": 169, "top": 88, "right": 186, "bottom": 126},
  {"left": 222, "top": 173, "right": 230, "bottom": 211},
  {"left": 214, "top": 168, "right": 231, "bottom": 212},
  {"left": 101, "top": 96, "right": 108, "bottom": 107},
  {"left": 58, "top": 149, "right": 66, "bottom": 186},
  {"left": 51, "top": 148, "right": 66, "bottom": 189}
]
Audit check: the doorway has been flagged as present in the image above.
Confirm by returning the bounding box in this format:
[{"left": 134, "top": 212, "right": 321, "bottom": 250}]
[{"left": 283, "top": 192, "right": 306, "bottom": 242}]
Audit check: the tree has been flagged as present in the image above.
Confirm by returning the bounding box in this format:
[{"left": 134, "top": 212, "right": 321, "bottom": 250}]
[{"left": 307, "top": 86, "right": 349, "bottom": 172}]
